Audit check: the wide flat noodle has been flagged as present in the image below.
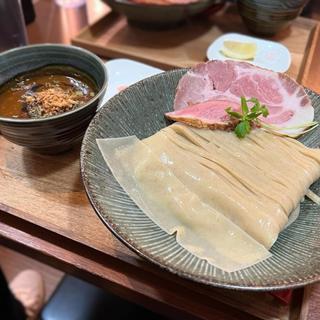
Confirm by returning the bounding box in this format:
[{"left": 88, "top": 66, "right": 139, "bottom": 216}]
[
  {"left": 165, "top": 125, "right": 295, "bottom": 213},
  {"left": 144, "top": 131, "right": 280, "bottom": 248},
  {"left": 166, "top": 123, "right": 320, "bottom": 216},
  {"left": 97, "top": 137, "right": 271, "bottom": 272},
  {"left": 162, "top": 125, "right": 289, "bottom": 225}
]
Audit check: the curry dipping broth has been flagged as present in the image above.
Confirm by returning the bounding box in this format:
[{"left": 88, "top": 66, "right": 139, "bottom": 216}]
[{"left": 0, "top": 65, "right": 98, "bottom": 119}]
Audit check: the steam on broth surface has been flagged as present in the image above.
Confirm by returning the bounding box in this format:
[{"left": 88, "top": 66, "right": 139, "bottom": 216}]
[{"left": 0, "top": 65, "right": 98, "bottom": 119}]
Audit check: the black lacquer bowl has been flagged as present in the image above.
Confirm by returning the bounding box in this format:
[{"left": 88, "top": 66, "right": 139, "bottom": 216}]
[
  {"left": 102, "top": 0, "right": 221, "bottom": 28},
  {"left": 81, "top": 69, "right": 320, "bottom": 290},
  {"left": 238, "top": 0, "right": 309, "bottom": 36},
  {"left": 0, "top": 44, "right": 107, "bottom": 154}
]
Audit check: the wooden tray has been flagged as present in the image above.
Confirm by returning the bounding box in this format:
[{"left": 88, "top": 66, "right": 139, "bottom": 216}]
[{"left": 72, "top": 4, "right": 319, "bottom": 81}]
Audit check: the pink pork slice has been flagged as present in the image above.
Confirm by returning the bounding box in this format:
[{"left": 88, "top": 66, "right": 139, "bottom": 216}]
[
  {"left": 171, "top": 60, "right": 314, "bottom": 130},
  {"left": 166, "top": 100, "right": 240, "bottom": 130}
]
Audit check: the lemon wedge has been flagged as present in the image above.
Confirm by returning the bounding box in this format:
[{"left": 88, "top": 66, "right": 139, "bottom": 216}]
[{"left": 220, "top": 41, "right": 257, "bottom": 60}]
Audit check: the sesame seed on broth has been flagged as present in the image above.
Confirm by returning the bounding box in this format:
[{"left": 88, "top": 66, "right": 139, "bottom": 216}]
[{"left": 0, "top": 65, "right": 98, "bottom": 119}]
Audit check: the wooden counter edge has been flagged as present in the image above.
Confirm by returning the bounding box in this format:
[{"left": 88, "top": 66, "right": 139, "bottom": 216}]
[{"left": 0, "top": 211, "right": 259, "bottom": 320}]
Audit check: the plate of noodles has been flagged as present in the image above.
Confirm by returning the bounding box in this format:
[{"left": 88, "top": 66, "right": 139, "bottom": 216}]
[{"left": 81, "top": 60, "right": 320, "bottom": 290}]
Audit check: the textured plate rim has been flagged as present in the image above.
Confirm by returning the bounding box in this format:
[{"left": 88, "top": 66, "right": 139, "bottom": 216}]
[{"left": 80, "top": 70, "right": 320, "bottom": 291}]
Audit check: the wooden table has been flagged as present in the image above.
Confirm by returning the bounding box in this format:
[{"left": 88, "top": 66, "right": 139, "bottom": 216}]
[{"left": 1, "top": 1, "right": 320, "bottom": 319}]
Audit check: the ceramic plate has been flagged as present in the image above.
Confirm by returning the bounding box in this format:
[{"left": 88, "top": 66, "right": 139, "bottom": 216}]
[
  {"left": 207, "top": 33, "right": 291, "bottom": 73},
  {"left": 101, "top": 59, "right": 163, "bottom": 107},
  {"left": 81, "top": 69, "right": 320, "bottom": 290}
]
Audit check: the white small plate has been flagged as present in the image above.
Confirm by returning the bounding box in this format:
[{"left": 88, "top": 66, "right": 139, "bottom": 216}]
[
  {"left": 206, "top": 33, "right": 291, "bottom": 73},
  {"left": 100, "top": 58, "right": 163, "bottom": 108}
]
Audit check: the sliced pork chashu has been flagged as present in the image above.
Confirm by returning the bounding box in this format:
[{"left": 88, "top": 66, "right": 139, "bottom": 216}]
[{"left": 167, "top": 60, "right": 314, "bottom": 134}]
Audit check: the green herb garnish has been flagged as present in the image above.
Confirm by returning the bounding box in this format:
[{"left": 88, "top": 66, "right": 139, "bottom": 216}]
[{"left": 225, "top": 97, "right": 269, "bottom": 138}]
